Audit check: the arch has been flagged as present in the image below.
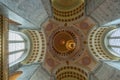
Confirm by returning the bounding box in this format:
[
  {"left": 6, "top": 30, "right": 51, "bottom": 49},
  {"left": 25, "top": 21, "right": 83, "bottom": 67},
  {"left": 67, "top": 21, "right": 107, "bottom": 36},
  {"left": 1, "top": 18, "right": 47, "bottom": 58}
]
[
  {"left": 54, "top": 65, "right": 88, "bottom": 80},
  {"left": 88, "top": 27, "right": 120, "bottom": 61},
  {"left": 21, "top": 30, "right": 46, "bottom": 64}
]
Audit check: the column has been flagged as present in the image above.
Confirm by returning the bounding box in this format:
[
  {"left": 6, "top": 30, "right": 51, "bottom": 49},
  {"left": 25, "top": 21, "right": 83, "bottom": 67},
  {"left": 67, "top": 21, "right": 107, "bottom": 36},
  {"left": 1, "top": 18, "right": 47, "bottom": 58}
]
[{"left": 0, "top": 15, "right": 9, "bottom": 80}]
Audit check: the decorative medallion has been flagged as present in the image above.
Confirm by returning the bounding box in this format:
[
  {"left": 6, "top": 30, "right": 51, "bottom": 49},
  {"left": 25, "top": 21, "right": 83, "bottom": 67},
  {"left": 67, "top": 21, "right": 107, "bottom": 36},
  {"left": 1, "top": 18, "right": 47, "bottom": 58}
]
[
  {"left": 82, "top": 56, "right": 91, "bottom": 65},
  {"left": 53, "top": 30, "right": 76, "bottom": 54},
  {"left": 46, "top": 58, "right": 55, "bottom": 67},
  {"left": 45, "top": 23, "right": 54, "bottom": 31},
  {"left": 79, "top": 22, "right": 89, "bottom": 29},
  {"left": 48, "top": 26, "right": 85, "bottom": 61}
]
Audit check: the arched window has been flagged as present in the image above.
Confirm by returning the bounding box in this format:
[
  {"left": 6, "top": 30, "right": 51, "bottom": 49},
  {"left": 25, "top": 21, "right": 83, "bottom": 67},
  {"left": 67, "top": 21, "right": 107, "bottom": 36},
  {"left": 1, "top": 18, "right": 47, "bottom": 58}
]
[
  {"left": 105, "top": 28, "right": 120, "bottom": 57},
  {"left": 9, "top": 31, "right": 29, "bottom": 66}
]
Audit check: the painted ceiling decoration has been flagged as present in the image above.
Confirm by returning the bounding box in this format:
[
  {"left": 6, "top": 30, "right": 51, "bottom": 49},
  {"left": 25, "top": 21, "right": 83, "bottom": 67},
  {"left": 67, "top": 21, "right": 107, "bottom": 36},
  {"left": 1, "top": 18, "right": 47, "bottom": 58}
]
[
  {"left": 48, "top": 26, "right": 85, "bottom": 61},
  {"left": 53, "top": 31, "right": 76, "bottom": 54},
  {"left": 1, "top": 0, "right": 120, "bottom": 80},
  {"left": 43, "top": 18, "right": 98, "bottom": 80}
]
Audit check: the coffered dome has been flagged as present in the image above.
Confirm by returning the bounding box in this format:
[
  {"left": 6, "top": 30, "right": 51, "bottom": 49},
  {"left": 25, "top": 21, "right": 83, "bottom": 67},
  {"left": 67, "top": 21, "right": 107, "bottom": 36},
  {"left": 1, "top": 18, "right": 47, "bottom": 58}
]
[
  {"left": 51, "top": 0, "right": 85, "bottom": 22},
  {"left": 51, "top": 0, "right": 83, "bottom": 11}
]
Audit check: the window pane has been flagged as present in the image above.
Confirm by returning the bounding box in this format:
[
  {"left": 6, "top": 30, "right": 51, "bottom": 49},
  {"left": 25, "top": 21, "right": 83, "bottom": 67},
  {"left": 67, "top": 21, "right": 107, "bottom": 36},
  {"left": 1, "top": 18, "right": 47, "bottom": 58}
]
[
  {"left": 8, "top": 31, "right": 27, "bottom": 65},
  {"left": 109, "top": 39, "right": 120, "bottom": 46},
  {"left": 9, "top": 43, "right": 25, "bottom": 52},
  {"left": 107, "top": 28, "right": 120, "bottom": 57},
  {"left": 9, "top": 32, "right": 24, "bottom": 41},
  {"left": 111, "top": 47, "right": 120, "bottom": 56},
  {"left": 111, "top": 29, "right": 120, "bottom": 37},
  {"left": 9, "top": 52, "right": 23, "bottom": 63}
]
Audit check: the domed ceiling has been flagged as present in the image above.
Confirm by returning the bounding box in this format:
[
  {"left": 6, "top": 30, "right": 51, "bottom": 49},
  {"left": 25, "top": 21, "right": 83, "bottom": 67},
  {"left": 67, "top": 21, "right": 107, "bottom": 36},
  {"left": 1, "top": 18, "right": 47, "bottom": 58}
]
[
  {"left": 48, "top": 26, "right": 85, "bottom": 61},
  {"left": 53, "top": 31, "right": 76, "bottom": 54},
  {"left": 43, "top": 0, "right": 97, "bottom": 80},
  {"left": 52, "top": 0, "right": 83, "bottom": 10},
  {"left": 43, "top": 17, "right": 97, "bottom": 80},
  {"left": 51, "top": 0, "right": 85, "bottom": 22}
]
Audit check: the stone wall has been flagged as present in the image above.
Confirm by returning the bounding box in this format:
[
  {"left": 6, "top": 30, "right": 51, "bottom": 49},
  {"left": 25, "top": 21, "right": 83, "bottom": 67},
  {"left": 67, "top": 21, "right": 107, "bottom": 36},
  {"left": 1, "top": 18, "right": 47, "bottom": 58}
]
[
  {"left": 90, "top": 61, "right": 120, "bottom": 80},
  {"left": 30, "top": 64, "right": 50, "bottom": 80},
  {"left": 86, "top": 0, "right": 105, "bottom": 15},
  {"left": 87, "top": 0, "right": 120, "bottom": 26},
  {"left": 41, "top": 0, "right": 52, "bottom": 17},
  {"left": 0, "top": 0, "right": 48, "bottom": 28},
  {"left": 17, "top": 63, "right": 50, "bottom": 80}
]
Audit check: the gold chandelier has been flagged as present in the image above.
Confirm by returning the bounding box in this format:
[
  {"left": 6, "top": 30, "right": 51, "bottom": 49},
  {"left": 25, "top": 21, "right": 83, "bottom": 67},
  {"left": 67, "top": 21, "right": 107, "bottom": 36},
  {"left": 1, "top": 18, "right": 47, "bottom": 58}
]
[{"left": 65, "top": 40, "right": 76, "bottom": 50}]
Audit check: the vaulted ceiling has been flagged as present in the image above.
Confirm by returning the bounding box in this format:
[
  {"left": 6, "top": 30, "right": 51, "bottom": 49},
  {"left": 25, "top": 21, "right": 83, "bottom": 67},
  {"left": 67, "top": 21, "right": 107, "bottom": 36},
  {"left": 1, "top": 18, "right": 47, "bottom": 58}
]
[{"left": 1, "top": 0, "right": 120, "bottom": 80}]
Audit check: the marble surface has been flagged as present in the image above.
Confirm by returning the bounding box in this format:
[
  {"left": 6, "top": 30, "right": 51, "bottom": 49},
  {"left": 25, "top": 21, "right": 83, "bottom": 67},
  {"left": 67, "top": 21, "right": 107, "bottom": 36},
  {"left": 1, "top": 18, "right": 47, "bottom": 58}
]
[
  {"left": 17, "top": 64, "right": 40, "bottom": 80},
  {"left": 16, "top": 63, "right": 50, "bottom": 80},
  {"left": 0, "top": 0, "right": 48, "bottom": 29},
  {"left": 30, "top": 65, "right": 50, "bottom": 80},
  {"left": 88, "top": 0, "right": 120, "bottom": 26},
  {"left": 90, "top": 61, "right": 120, "bottom": 80}
]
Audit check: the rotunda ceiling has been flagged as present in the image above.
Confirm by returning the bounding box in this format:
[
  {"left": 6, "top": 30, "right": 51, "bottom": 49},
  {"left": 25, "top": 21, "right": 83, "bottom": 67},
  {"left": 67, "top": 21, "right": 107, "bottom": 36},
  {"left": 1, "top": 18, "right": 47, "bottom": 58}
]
[
  {"left": 48, "top": 26, "right": 85, "bottom": 61},
  {"left": 53, "top": 31, "right": 76, "bottom": 54},
  {"left": 43, "top": 18, "right": 97, "bottom": 75},
  {"left": 43, "top": 1, "right": 98, "bottom": 79}
]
